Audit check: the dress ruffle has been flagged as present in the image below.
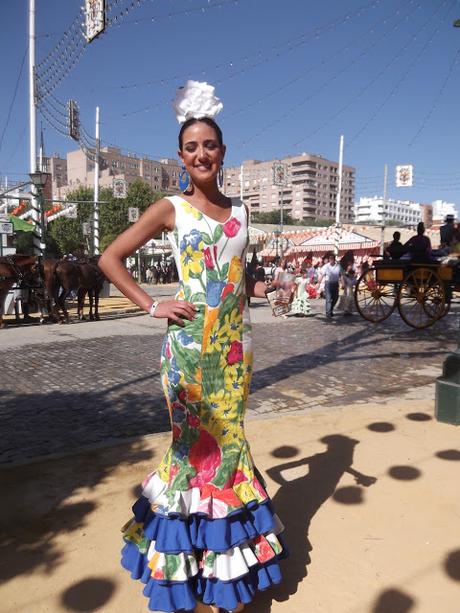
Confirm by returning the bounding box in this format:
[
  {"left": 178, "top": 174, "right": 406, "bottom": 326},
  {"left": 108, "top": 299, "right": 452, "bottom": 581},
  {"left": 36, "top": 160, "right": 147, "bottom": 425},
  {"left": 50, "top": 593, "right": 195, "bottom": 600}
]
[
  {"left": 122, "top": 541, "right": 285, "bottom": 612},
  {"left": 141, "top": 470, "right": 269, "bottom": 518},
  {"left": 130, "top": 495, "right": 283, "bottom": 553},
  {"left": 121, "top": 477, "right": 287, "bottom": 611}
]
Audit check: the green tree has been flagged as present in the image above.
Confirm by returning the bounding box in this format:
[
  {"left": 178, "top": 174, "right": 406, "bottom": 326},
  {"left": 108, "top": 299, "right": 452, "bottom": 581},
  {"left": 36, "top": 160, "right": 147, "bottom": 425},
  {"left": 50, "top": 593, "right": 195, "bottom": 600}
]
[
  {"left": 250, "top": 210, "right": 332, "bottom": 226},
  {"left": 47, "top": 180, "right": 166, "bottom": 255},
  {"left": 99, "top": 180, "right": 165, "bottom": 250},
  {"left": 251, "top": 210, "right": 298, "bottom": 225},
  {"left": 47, "top": 186, "right": 93, "bottom": 255}
]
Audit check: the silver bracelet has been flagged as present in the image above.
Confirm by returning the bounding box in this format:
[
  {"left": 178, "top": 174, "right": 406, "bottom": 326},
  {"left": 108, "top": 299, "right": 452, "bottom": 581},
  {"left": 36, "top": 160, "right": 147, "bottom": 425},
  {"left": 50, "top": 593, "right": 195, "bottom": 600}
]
[{"left": 149, "top": 300, "right": 159, "bottom": 317}]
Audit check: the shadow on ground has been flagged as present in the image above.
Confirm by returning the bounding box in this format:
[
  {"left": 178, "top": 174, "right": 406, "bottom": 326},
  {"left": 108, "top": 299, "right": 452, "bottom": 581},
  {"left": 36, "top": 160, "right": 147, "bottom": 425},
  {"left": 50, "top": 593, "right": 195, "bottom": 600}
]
[
  {"left": 251, "top": 434, "right": 377, "bottom": 611},
  {"left": 0, "top": 440, "right": 153, "bottom": 596}
]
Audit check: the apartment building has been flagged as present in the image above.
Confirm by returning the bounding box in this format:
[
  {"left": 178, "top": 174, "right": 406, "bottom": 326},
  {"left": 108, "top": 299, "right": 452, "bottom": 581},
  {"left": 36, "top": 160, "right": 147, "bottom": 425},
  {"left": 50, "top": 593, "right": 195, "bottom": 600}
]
[
  {"left": 62, "top": 147, "right": 181, "bottom": 197},
  {"left": 355, "top": 196, "right": 423, "bottom": 225},
  {"left": 224, "top": 153, "right": 355, "bottom": 222},
  {"left": 40, "top": 154, "right": 68, "bottom": 200}
]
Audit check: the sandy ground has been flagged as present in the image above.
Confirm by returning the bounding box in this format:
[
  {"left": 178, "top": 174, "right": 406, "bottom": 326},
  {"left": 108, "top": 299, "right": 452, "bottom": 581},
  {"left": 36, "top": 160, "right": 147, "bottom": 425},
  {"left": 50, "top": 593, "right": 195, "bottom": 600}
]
[{"left": 1, "top": 392, "right": 459, "bottom": 613}]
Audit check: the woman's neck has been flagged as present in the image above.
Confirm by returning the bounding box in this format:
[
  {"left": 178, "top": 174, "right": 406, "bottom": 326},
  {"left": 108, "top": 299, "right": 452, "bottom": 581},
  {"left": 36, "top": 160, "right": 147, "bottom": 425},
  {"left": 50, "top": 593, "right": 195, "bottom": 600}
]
[{"left": 187, "top": 182, "right": 227, "bottom": 205}]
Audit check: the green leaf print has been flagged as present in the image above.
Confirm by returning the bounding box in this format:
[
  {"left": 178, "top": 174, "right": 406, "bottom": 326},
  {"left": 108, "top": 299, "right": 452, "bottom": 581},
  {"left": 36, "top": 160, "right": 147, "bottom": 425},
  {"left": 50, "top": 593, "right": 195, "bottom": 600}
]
[
  {"left": 213, "top": 224, "right": 223, "bottom": 243},
  {"left": 191, "top": 291, "right": 206, "bottom": 303},
  {"left": 183, "top": 284, "right": 192, "bottom": 301},
  {"left": 204, "top": 552, "right": 217, "bottom": 569},
  {"left": 201, "top": 352, "right": 225, "bottom": 397},
  {"left": 221, "top": 292, "right": 240, "bottom": 316},
  {"left": 164, "top": 554, "right": 181, "bottom": 580},
  {"left": 170, "top": 336, "right": 200, "bottom": 379},
  {"left": 220, "top": 262, "right": 229, "bottom": 280},
  {"left": 212, "top": 446, "right": 242, "bottom": 488},
  {"left": 200, "top": 231, "right": 213, "bottom": 245},
  {"left": 173, "top": 464, "right": 196, "bottom": 491},
  {"left": 206, "top": 268, "right": 219, "bottom": 283}
]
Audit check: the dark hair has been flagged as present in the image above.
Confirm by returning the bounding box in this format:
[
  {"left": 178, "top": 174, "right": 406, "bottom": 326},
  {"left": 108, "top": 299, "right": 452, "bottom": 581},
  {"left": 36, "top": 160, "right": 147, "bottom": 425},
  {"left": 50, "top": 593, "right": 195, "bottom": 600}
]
[
  {"left": 417, "top": 222, "right": 425, "bottom": 235},
  {"left": 393, "top": 231, "right": 401, "bottom": 240},
  {"left": 178, "top": 117, "right": 224, "bottom": 150}
]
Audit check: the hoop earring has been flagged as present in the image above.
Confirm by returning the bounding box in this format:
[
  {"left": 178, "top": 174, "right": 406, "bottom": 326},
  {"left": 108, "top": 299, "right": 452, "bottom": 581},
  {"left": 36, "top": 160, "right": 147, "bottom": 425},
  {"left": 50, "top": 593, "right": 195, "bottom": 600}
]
[
  {"left": 218, "top": 163, "right": 224, "bottom": 189},
  {"left": 179, "top": 165, "right": 190, "bottom": 192}
]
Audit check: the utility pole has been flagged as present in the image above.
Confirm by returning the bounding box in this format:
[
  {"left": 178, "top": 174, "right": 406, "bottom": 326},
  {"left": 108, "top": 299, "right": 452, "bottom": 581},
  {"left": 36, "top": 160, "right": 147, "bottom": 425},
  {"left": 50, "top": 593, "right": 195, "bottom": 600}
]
[
  {"left": 93, "top": 106, "right": 100, "bottom": 255},
  {"left": 29, "top": 0, "right": 43, "bottom": 256},
  {"left": 380, "top": 164, "right": 388, "bottom": 257},
  {"left": 334, "top": 134, "right": 344, "bottom": 256}
]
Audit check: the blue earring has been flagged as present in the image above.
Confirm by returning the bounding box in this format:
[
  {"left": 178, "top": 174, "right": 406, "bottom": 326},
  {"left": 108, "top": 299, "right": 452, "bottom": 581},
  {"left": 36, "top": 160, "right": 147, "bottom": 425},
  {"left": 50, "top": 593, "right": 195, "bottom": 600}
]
[
  {"left": 218, "top": 163, "right": 224, "bottom": 189},
  {"left": 179, "top": 165, "right": 190, "bottom": 192}
]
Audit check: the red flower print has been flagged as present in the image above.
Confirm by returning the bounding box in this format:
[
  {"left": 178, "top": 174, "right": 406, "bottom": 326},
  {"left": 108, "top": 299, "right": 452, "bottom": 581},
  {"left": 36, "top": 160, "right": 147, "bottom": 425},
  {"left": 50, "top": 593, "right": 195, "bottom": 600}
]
[
  {"left": 254, "top": 535, "right": 275, "bottom": 563},
  {"left": 227, "top": 340, "right": 243, "bottom": 365},
  {"left": 213, "top": 488, "right": 242, "bottom": 507},
  {"left": 165, "top": 342, "right": 172, "bottom": 359},
  {"left": 234, "top": 469, "right": 248, "bottom": 485},
  {"left": 172, "top": 424, "right": 181, "bottom": 440},
  {"left": 213, "top": 245, "right": 218, "bottom": 261},
  {"left": 223, "top": 469, "right": 248, "bottom": 489},
  {"left": 153, "top": 569, "right": 165, "bottom": 580},
  {"left": 252, "top": 477, "right": 267, "bottom": 498},
  {"left": 221, "top": 283, "right": 234, "bottom": 300},
  {"left": 178, "top": 389, "right": 187, "bottom": 402},
  {"left": 187, "top": 414, "right": 200, "bottom": 428},
  {"left": 203, "top": 247, "right": 214, "bottom": 270},
  {"left": 222, "top": 217, "right": 241, "bottom": 238},
  {"left": 189, "top": 430, "right": 221, "bottom": 487}
]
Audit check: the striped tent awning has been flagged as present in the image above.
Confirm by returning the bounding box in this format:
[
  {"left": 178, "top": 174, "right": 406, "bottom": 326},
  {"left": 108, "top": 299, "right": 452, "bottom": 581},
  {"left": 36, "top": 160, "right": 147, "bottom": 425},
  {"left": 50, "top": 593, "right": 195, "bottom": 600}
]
[{"left": 285, "top": 241, "right": 380, "bottom": 254}]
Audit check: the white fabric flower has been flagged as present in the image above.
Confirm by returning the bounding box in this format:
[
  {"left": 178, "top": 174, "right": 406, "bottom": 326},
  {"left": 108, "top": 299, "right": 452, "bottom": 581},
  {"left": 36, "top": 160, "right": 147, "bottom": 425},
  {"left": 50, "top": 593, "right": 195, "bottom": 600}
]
[{"left": 172, "top": 80, "right": 223, "bottom": 124}]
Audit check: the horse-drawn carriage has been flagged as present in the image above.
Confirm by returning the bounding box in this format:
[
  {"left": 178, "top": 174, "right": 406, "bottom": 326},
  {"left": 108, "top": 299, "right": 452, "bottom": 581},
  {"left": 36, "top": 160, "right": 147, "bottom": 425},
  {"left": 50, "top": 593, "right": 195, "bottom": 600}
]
[{"left": 354, "top": 256, "right": 460, "bottom": 329}]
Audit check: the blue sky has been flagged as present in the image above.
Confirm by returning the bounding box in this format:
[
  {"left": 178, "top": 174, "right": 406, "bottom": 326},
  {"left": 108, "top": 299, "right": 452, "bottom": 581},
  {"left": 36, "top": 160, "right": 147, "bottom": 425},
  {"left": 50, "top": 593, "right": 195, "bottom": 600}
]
[{"left": 1, "top": 0, "right": 459, "bottom": 207}]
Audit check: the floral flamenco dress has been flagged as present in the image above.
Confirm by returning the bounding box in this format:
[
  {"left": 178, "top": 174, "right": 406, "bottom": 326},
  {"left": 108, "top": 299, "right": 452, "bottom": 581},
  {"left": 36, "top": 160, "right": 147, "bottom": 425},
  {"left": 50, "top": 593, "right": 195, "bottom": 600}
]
[{"left": 121, "top": 196, "right": 287, "bottom": 612}]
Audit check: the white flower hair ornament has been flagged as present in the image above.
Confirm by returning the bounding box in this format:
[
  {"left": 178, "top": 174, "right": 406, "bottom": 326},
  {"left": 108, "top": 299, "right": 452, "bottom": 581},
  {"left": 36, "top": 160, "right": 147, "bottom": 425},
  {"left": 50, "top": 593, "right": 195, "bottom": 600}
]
[{"left": 172, "top": 80, "right": 223, "bottom": 124}]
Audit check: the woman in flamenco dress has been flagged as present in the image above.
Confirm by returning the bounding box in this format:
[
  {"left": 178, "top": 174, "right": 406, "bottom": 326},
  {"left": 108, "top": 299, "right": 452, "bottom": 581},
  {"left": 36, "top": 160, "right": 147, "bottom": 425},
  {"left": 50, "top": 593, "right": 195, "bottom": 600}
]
[{"left": 99, "top": 84, "right": 287, "bottom": 613}]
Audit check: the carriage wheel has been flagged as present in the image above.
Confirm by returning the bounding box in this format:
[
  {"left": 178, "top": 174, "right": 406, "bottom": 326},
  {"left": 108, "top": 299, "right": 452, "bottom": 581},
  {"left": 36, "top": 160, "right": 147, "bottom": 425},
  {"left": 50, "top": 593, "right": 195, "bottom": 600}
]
[
  {"left": 354, "top": 266, "right": 397, "bottom": 323},
  {"left": 436, "top": 286, "right": 452, "bottom": 320},
  {"left": 397, "top": 268, "right": 445, "bottom": 329}
]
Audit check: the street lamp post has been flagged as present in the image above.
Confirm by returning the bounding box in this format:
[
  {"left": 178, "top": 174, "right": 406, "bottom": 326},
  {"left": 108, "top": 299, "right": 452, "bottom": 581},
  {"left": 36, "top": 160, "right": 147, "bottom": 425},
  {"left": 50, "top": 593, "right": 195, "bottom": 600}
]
[
  {"left": 272, "top": 162, "right": 288, "bottom": 259},
  {"left": 273, "top": 228, "right": 281, "bottom": 259},
  {"left": 29, "top": 170, "right": 48, "bottom": 257},
  {"left": 434, "top": 18, "right": 460, "bottom": 426}
]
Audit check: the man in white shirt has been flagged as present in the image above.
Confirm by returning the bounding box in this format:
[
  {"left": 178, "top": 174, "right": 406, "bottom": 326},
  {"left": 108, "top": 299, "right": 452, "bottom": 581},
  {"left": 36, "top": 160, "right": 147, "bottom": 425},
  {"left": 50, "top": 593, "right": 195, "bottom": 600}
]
[{"left": 319, "top": 253, "right": 343, "bottom": 318}]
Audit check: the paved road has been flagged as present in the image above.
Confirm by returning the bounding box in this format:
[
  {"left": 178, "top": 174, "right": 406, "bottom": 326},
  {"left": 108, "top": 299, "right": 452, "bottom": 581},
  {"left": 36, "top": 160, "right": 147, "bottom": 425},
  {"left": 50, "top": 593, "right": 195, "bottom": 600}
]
[{"left": 1, "top": 290, "right": 456, "bottom": 464}]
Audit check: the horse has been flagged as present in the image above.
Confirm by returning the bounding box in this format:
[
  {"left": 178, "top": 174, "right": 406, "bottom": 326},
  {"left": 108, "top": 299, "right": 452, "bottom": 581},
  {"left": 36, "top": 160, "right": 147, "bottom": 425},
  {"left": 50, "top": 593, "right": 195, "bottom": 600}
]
[
  {"left": 0, "top": 255, "right": 41, "bottom": 328},
  {"left": 76, "top": 257, "right": 106, "bottom": 321},
  {"left": 43, "top": 257, "right": 106, "bottom": 323}
]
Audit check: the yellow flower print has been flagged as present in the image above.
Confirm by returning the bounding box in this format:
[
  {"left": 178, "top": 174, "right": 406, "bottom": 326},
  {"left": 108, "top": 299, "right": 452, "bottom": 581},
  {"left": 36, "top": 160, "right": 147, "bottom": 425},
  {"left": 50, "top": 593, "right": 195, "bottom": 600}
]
[
  {"left": 207, "top": 389, "right": 231, "bottom": 413},
  {"left": 224, "top": 364, "right": 243, "bottom": 394},
  {"left": 180, "top": 244, "right": 203, "bottom": 282},
  {"left": 180, "top": 200, "right": 203, "bottom": 220},
  {"left": 228, "top": 256, "right": 243, "bottom": 284},
  {"left": 220, "top": 308, "right": 243, "bottom": 343},
  {"left": 205, "top": 318, "right": 227, "bottom": 354}
]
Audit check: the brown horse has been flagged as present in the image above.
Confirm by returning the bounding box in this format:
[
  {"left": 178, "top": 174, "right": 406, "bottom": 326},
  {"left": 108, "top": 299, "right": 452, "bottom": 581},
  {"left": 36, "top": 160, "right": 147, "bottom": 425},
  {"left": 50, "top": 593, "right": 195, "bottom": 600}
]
[
  {"left": 43, "top": 257, "right": 106, "bottom": 323},
  {"left": 0, "top": 255, "right": 40, "bottom": 328},
  {"left": 77, "top": 257, "right": 106, "bottom": 321}
]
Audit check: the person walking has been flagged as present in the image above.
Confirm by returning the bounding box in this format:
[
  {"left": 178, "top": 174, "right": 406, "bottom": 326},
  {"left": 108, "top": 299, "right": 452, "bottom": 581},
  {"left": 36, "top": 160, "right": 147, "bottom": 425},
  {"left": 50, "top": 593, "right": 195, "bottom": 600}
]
[
  {"left": 319, "top": 252, "right": 343, "bottom": 319},
  {"left": 99, "top": 82, "right": 286, "bottom": 613}
]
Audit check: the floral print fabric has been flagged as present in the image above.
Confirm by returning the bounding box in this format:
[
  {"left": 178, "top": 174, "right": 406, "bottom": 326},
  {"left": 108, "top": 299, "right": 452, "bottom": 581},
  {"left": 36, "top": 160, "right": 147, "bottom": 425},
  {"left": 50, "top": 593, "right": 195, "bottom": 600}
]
[{"left": 121, "top": 196, "right": 285, "bottom": 610}]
